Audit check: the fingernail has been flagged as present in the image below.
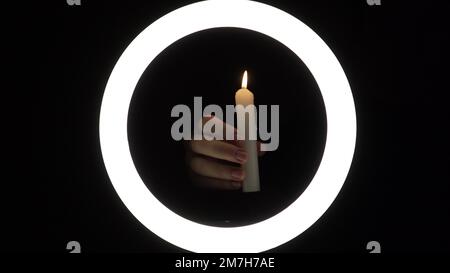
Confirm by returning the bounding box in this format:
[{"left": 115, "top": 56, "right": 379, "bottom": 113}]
[
  {"left": 235, "top": 149, "right": 248, "bottom": 163},
  {"left": 231, "top": 182, "right": 242, "bottom": 189},
  {"left": 231, "top": 169, "right": 244, "bottom": 181}
]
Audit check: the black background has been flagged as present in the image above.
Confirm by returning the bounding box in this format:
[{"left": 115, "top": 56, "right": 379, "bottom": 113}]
[{"left": 21, "top": 0, "right": 450, "bottom": 253}]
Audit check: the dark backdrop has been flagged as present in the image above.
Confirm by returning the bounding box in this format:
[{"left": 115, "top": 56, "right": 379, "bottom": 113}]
[{"left": 24, "top": 0, "right": 450, "bottom": 252}]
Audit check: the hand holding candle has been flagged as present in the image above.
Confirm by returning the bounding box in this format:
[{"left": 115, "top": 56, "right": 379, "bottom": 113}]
[
  {"left": 185, "top": 116, "right": 265, "bottom": 190},
  {"left": 184, "top": 71, "right": 263, "bottom": 191}
]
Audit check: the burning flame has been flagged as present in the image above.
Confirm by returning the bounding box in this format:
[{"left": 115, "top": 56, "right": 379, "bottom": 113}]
[{"left": 242, "top": 70, "right": 248, "bottom": 89}]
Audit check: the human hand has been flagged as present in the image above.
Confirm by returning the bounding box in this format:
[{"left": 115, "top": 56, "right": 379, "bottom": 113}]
[{"left": 185, "top": 116, "right": 264, "bottom": 190}]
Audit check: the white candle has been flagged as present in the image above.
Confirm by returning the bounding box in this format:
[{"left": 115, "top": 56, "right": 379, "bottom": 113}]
[{"left": 235, "top": 71, "right": 260, "bottom": 192}]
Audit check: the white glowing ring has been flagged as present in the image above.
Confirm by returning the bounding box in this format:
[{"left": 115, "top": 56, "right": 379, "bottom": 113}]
[{"left": 99, "top": 0, "right": 356, "bottom": 252}]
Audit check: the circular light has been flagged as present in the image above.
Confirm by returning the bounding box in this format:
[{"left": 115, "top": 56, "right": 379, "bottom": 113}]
[{"left": 99, "top": 0, "right": 356, "bottom": 252}]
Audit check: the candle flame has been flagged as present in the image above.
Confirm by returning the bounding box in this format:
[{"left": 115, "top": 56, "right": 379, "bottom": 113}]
[{"left": 242, "top": 70, "right": 248, "bottom": 89}]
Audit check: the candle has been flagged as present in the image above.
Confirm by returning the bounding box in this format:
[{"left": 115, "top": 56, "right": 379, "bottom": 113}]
[{"left": 235, "top": 71, "right": 260, "bottom": 192}]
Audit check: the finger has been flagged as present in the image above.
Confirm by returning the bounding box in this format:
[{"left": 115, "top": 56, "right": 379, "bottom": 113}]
[
  {"left": 201, "top": 116, "right": 242, "bottom": 145},
  {"left": 190, "top": 172, "right": 242, "bottom": 190},
  {"left": 198, "top": 116, "right": 266, "bottom": 156},
  {"left": 190, "top": 140, "right": 248, "bottom": 164},
  {"left": 225, "top": 132, "right": 244, "bottom": 148},
  {"left": 189, "top": 156, "right": 245, "bottom": 181},
  {"left": 203, "top": 116, "right": 266, "bottom": 156}
]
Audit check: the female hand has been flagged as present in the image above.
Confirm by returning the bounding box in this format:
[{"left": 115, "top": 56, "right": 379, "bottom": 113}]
[{"left": 185, "top": 116, "right": 264, "bottom": 190}]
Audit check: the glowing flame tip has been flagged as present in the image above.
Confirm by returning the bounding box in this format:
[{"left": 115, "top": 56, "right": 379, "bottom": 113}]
[{"left": 242, "top": 70, "right": 248, "bottom": 89}]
